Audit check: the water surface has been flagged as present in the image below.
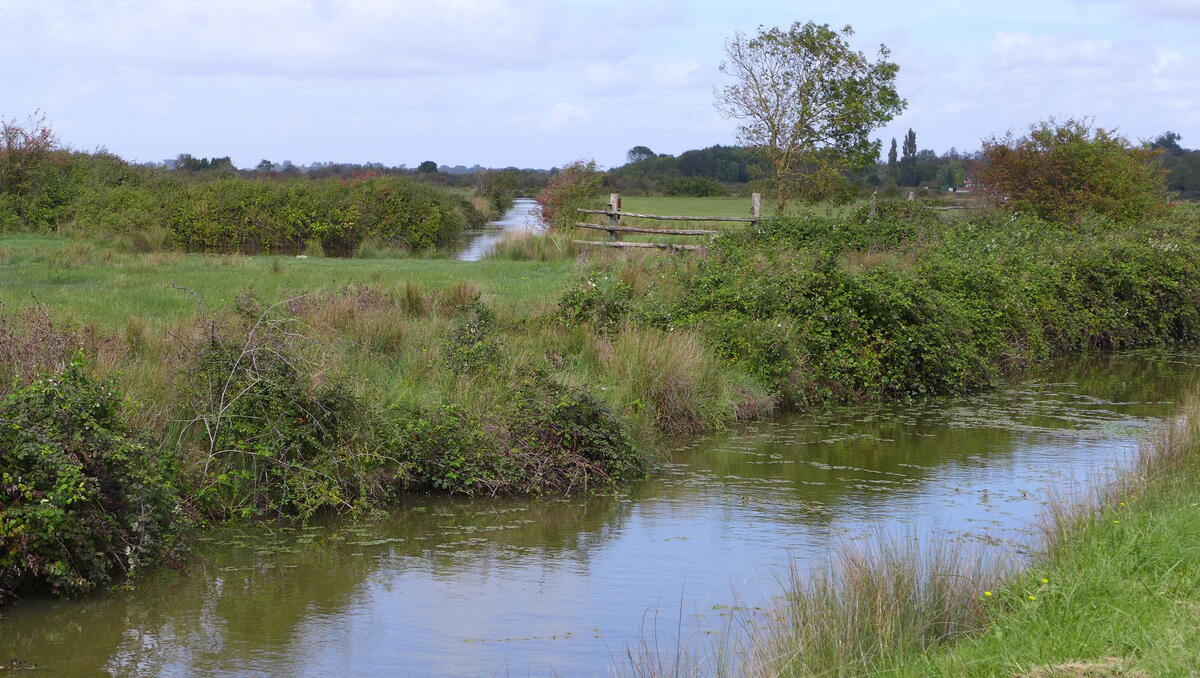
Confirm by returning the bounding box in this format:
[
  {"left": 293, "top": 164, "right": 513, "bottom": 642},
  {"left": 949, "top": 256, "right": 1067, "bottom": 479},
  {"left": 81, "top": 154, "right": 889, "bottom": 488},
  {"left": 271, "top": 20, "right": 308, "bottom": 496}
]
[
  {"left": 1, "top": 349, "right": 1197, "bottom": 677},
  {"left": 456, "top": 199, "right": 542, "bottom": 262}
]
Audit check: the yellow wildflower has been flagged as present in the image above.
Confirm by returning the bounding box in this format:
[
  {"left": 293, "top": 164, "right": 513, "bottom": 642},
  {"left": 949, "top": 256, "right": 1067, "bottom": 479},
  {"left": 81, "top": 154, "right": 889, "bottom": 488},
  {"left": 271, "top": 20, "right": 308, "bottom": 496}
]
[{"left": 983, "top": 591, "right": 992, "bottom": 597}]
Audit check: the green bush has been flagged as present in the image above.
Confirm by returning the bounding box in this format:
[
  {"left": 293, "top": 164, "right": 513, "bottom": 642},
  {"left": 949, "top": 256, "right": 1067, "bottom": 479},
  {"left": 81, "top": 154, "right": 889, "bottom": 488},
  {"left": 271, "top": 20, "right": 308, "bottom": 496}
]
[
  {"left": 536, "top": 160, "right": 603, "bottom": 228},
  {"left": 181, "top": 322, "right": 394, "bottom": 520},
  {"left": 557, "top": 272, "right": 633, "bottom": 337},
  {"left": 979, "top": 118, "right": 1169, "bottom": 223},
  {"left": 562, "top": 208, "right": 1200, "bottom": 407},
  {"left": 166, "top": 176, "right": 478, "bottom": 256},
  {"left": 0, "top": 360, "right": 182, "bottom": 600},
  {"left": 0, "top": 130, "right": 483, "bottom": 255},
  {"left": 663, "top": 176, "right": 727, "bottom": 197},
  {"left": 391, "top": 376, "right": 645, "bottom": 495},
  {"left": 444, "top": 299, "right": 502, "bottom": 375}
]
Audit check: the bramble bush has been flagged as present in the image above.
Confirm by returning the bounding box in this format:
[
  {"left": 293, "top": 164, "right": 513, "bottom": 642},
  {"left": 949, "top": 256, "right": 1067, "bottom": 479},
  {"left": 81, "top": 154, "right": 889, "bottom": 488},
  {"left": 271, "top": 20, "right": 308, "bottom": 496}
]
[
  {"left": 0, "top": 360, "right": 182, "bottom": 600},
  {"left": 560, "top": 207, "right": 1200, "bottom": 407},
  {"left": 390, "top": 376, "right": 645, "bottom": 495},
  {"left": 979, "top": 118, "right": 1169, "bottom": 224},
  {"left": 536, "top": 160, "right": 603, "bottom": 228}
]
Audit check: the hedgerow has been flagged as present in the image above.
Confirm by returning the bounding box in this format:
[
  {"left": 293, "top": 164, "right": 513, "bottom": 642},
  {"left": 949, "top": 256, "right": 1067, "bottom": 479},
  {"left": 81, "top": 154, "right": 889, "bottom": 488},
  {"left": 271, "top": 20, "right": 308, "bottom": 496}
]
[{"left": 560, "top": 207, "right": 1200, "bottom": 406}]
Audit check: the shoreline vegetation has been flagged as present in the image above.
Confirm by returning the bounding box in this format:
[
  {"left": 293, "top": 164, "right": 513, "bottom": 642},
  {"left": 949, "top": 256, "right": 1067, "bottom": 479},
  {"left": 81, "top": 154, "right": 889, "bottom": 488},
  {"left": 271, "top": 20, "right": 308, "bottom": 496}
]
[
  {"left": 2, "top": 119, "right": 1200, "bottom": 655},
  {"left": 641, "top": 392, "right": 1200, "bottom": 677},
  {"left": 3, "top": 199, "right": 1199, "bottom": 605}
]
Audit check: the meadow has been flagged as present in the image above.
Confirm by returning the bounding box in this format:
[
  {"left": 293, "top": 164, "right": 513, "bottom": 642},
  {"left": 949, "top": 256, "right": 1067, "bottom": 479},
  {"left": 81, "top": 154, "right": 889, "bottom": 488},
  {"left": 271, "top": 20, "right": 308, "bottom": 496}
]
[{"left": 5, "top": 134, "right": 1200, "bottom": 678}]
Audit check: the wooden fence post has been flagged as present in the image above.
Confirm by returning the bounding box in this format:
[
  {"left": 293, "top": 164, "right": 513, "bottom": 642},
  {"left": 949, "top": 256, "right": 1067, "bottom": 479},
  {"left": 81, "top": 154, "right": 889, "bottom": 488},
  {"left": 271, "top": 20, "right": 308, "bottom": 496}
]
[
  {"left": 609, "top": 193, "right": 621, "bottom": 242},
  {"left": 751, "top": 192, "right": 761, "bottom": 227}
]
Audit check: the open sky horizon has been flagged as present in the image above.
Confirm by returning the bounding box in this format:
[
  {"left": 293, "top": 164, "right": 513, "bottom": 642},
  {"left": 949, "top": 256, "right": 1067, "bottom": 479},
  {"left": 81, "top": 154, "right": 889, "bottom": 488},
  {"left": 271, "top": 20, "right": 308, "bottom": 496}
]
[{"left": 2, "top": 0, "right": 1198, "bottom": 170}]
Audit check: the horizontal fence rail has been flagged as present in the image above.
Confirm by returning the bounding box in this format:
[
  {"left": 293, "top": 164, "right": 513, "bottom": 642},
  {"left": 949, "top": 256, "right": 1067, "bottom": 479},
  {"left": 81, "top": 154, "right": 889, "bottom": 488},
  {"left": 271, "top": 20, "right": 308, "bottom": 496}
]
[
  {"left": 575, "top": 209, "right": 759, "bottom": 223},
  {"left": 574, "top": 192, "right": 760, "bottom": 252},
  {"left": 574, "top": 222, "right": 720, "bottom": 236},
  {"left": 574, "top": 240, "right": 705, "bottom": 251}
]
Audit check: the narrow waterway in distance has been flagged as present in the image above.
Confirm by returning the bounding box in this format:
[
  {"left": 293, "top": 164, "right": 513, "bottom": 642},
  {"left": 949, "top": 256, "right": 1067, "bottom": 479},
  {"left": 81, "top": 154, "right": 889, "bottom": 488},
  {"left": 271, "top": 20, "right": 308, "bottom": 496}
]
[
  {"left": 2, "top": 349, "right": 1197, "bottom": 677},
  {"left": 456, "top": 198, "right": 542, "bottom": 261}
]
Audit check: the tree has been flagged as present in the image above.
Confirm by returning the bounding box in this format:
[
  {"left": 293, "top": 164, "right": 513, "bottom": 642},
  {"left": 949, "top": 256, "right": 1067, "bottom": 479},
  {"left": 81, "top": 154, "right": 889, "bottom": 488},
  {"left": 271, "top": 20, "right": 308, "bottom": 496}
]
[
  {"left": 626, "top": 145, "right": 656, "bottom": 164},
  {"left": 1151, "top": 131, "right": 1183, "bottom": 156},
  {"left": 0, "top": 112, "right": 60, "bottom": 228},
  {"left": 715, "top": 21, "right": 905, "bottom": 208},
  {"left": 536, "top": 160, "right": 602, "bottom": 228},
  {"left": 255, "top": 159, "right": 274, "bottom": 173},
  {"left": 979, "top": 118, "right": 1168, "bottom": 223},
  {"left": 899, "top": 128, "right": 917, "bottom": 185},
  {"left": 417, "top": 160, "right": 438, "bottom": 173},
  {"left": 886, "top": 138, "right": 898, "bottom": 185}
]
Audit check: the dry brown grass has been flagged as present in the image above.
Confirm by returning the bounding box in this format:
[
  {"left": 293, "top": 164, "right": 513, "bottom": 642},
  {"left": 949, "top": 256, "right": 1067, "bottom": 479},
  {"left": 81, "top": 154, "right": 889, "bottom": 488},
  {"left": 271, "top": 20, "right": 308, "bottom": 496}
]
[
  {"left": 0, "top": 306, "right": 120, "bottom": 395},
  {"left": 1018, "top": 657, "right": 1149, "bottom": 678}
]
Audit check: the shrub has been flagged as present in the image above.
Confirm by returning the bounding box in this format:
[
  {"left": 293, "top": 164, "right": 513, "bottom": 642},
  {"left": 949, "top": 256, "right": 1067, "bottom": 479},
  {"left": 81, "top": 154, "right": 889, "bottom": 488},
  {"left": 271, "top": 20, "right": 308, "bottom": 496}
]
[
  {"left": 536, "top": 160, "right": 603, "bottom": 228},
  {"left": 0, "top": 361, "right": 182, "bottom": 600},
  {"left": 557, "top": 272, "right": 633, "bottom": 337},
  {"left": 394, "top": 376, "right": 645, "bottom": 495},
  {"left": 618, "top": 209, "right": 1200, "bottom": 406},
  {"left": 178, "top": 312, "right": 396, "bottom": 520},
  {"left": 663, "top": 176, "right": 727, "bottom": 197},
  {"left": 979, "top": 118, "right": 1169, "bottom": 223},
  {"left": 0, "top": 113, "right": 66, "bottom": 230},
  {"left": 444, "top": 299, "right": 501, "bottom": 375}
]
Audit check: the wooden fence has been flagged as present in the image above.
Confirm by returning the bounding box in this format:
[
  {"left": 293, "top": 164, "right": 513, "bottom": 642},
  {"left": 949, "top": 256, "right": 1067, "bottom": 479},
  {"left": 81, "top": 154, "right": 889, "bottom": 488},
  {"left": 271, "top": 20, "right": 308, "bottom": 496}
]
[{"left": 574, "top": 193, "right": 761, "bottom": 252}]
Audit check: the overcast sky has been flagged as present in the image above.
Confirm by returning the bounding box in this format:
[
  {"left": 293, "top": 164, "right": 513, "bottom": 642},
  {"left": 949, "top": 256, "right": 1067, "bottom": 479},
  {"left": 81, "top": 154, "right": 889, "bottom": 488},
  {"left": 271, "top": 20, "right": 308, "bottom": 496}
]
[{"left": 2, "top": 0, "right": 1197, "bottom": 169}]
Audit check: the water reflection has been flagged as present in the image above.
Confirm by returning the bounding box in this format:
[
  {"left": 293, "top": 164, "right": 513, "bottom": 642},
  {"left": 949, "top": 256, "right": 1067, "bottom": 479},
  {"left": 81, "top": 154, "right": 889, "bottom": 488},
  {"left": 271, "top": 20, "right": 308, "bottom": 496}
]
[
  {"left": 456, "top": 199, "right": 542, "bottom": 262},
  {"left": 1, "top": 349, "right": 1197, "bottom": 676}
]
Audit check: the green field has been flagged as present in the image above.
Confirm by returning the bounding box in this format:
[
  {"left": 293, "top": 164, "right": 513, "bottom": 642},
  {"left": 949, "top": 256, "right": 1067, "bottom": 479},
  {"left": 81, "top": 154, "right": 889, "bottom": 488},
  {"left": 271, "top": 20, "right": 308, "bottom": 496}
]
[
  {"left": 0, "top": 235, "right": 572, "bottom": 330},
  {"left": 573, "top": 195, "right": 877, "bottom": 247}
]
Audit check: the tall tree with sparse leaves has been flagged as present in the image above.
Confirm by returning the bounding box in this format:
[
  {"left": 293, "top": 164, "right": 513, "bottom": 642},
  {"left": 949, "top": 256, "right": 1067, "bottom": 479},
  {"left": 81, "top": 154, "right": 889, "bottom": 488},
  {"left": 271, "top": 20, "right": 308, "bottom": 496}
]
[{"left": 715, "top": 22, "right": 905, "bottom": 209}]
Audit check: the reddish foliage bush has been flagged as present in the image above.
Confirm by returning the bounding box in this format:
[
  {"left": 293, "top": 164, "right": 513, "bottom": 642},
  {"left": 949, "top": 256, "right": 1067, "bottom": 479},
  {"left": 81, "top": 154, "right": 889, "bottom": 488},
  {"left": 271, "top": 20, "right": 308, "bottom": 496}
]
[{"left": 978, "top": 118, "right": 1168, "bottom": 224}]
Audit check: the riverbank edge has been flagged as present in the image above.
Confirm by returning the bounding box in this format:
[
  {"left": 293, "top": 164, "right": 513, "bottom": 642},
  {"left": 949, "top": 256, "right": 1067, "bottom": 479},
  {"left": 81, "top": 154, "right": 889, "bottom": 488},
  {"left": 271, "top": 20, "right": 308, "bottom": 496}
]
[{"left": 710, "top": 393, "right": 1200, "bottom": 677}]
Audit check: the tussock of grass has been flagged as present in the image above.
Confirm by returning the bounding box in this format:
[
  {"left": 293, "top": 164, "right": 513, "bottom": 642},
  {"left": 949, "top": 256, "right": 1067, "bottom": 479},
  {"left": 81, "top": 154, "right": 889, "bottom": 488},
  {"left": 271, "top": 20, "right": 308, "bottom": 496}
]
[
  {"left": 731, "top": 538, "right": 995, "bottom": 678},
  {"left": 603, "top": 326, "right": 743, "bottom": 435},
  {"left": 486, "top": 231, "right": 580, "bottom": 261}
]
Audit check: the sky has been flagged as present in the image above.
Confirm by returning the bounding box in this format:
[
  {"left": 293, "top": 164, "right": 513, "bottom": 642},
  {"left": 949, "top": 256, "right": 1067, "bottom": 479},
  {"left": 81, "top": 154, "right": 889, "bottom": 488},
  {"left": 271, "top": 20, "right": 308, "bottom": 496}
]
[{"left": 2, "top": 0, "right": 1198, "bottom": 170}]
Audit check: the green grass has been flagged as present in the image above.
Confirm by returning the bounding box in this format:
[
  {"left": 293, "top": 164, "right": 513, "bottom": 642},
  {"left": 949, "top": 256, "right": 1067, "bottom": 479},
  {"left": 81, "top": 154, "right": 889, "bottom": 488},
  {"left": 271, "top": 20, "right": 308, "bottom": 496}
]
[
  {"left": 573, "top": 196, "right": 875, "bottom": 248},
  {"left": 0, "top": 234, "right": 573, "bottom": 329}
]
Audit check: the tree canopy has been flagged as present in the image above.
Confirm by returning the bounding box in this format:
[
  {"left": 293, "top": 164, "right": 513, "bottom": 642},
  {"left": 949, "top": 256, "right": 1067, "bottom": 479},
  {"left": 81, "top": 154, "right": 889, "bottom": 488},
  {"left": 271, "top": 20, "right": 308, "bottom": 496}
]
[{"left": 715, "top": 21, "right": 905, "bottom": 207}]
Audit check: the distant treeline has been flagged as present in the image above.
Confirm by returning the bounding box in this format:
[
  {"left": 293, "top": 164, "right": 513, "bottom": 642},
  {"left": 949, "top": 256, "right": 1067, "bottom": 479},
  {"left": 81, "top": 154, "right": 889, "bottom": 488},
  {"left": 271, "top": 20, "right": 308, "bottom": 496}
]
[
  {"left": 1151, "top": 132, "right": 1200, "bottom": 200},
  {"left": 1, "top": 118, "right": 578, "bottom": 255},
  {"left": 606, "top": 145, "right": 767, "bottom": 196},
  {"left": 168, "top": 153, "right": 554, "bottom": 206},
  {"left": 608, "top": 130, "right": 1200, "bottom": 200}
]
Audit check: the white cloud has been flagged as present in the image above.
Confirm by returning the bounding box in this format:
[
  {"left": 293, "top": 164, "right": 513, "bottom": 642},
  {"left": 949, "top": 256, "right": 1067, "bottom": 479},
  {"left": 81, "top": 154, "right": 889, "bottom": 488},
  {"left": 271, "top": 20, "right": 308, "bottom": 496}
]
[
  {"left": 0, "top": 0, "right": 591, "bottom": 77},
  {"left": 652, "top": 59, "right": 700, "bottom": 87},
  {"left": 540, "top": 102, "right": 592, "bottom": 130},
  {"left": 990, "top": 32, "right": 1118, "bottom": 70}
]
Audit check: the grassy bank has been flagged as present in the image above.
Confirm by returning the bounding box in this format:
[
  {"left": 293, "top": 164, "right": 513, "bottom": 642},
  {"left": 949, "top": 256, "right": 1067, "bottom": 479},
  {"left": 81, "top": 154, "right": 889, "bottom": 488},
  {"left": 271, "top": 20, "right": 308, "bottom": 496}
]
[
  {"left": 564, "top": 202, "right": 1200, "bottom": 406},
  {"left": 0, "top": 231, "right": 768, "bottom": 601},
  {"left": 5, "top": 200, "right": 1200, "bottom": 605},
  {"left": 709, "top": 394, "right": 1200, "bottom": 678},
  {"left": 897, "top": 402, "right": 1200, "bottom": 677}
]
